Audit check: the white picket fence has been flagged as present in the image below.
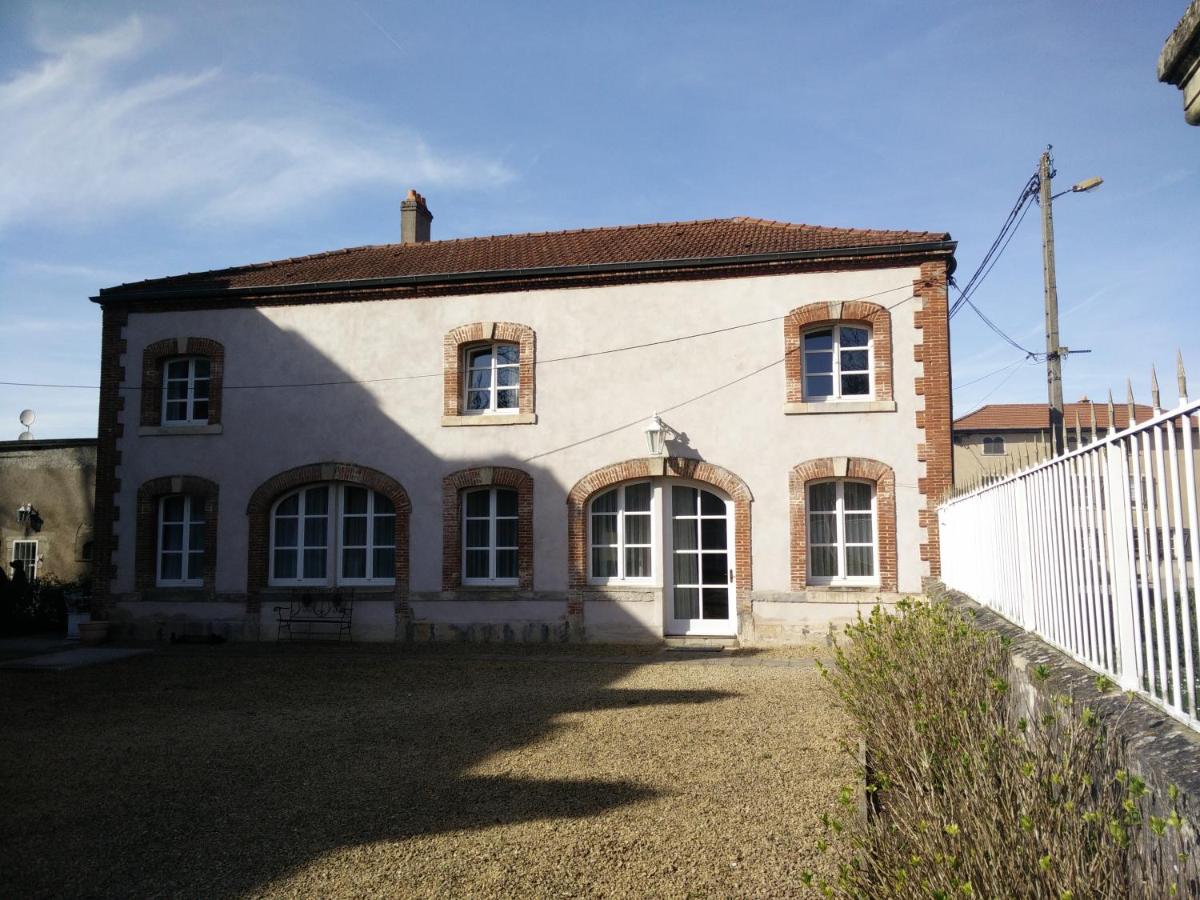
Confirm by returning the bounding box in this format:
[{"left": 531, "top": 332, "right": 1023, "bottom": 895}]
[{"left": 939, "top": 395, "right": 1200, "bottom": 731}]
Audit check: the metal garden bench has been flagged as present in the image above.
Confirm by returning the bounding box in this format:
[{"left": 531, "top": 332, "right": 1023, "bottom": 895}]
[{"left": 274, "top": 591, "right": 354, "bottom": 641}]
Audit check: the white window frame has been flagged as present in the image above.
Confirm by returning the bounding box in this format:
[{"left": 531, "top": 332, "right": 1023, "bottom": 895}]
[
  {"left": 982, "top": 436, "right": 1006, "bottom": 456},
  {"left": 11, "top": 539, "right": 38, "bottom": 582},
  {"left": 462, "top": 342, "right": 520, "bottom": 415},
  {"left": 268, "top": 484, "right": 396, "bottom": 588},
  {"left": 802, "top": 324, "right": 873, "bottom": 401},
  {"left": 462, "top": 487, "right": 520, "bottom": 586},
  {"left": 807, "top": 478, "right": 878, "bottom": 586},
  {"left": 162, "top": 356, "right": 211, "bottom": 425},
  {"left": 157, "top": 495, "right": 204, "bottom": 587},
  {"left": 587, "top": 481, "right": 655, "bottom": 585}
]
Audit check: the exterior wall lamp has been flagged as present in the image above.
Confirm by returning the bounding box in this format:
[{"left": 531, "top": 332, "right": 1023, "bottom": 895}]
[
  {"left": 644, "top": 414, "right": 667, "bottom": 457},
  {"left": 17, "top": 503, "right": 43, "bottom": 532}
]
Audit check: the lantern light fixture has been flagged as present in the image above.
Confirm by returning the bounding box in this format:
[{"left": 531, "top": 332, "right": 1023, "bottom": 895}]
[{"left": 644, "top": 413, "right": 667, "bottom": 457}]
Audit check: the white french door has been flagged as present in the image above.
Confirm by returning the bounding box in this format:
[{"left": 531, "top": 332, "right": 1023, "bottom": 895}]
[{"left": 665, "top": 485, "right": 736, "bottom": 636}]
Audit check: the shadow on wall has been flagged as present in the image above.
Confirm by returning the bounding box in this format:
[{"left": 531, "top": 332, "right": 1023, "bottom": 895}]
[{"left": 0, "top": 646, "right": 736, "bottom": 897}]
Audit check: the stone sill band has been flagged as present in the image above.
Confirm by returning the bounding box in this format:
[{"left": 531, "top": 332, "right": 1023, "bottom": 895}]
[
  {"left": 138, "top": 424, "right": 224, "bottom": 436},
  {"left": 784, "top": 400, "right": 897, "bottom": 415},
  {"left": 441, "top": 414, "right": 538, "bottom": 427}
]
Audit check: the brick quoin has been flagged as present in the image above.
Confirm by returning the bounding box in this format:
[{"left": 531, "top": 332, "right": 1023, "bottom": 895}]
[
  {"left": 140, "top": 337, "right": 225, "bottom": 426},
  {"left": 784, "top": 301, "right": 893, "bottom": 403},
  {"left": 134, "top": 476, "right": 219, "bottom": 594},
  {"left": 442, "top": 466, "right": 535, "bottom": 591},
  {"left": 442, "top": 322, "right": 536, "bottom": 417},
  {"left": 565, "top": 457, "right": 753, "bottom": 628},
  {"left": 789, "top": 457, "right": 897, "bottom": 592},
  {"left": 912, "top": 261, "right": 952, "bottom": 577},
  {"left": 91, "top": 306, "right": 128, "bottom": 618},
  {"left": 245, "top": 463, "right": 412, "bottom": 618}
]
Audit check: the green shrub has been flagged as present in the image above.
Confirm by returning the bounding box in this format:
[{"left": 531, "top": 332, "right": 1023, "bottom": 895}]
[{"left": 806, "top": 599, "right": 1188, "bottom": 898}]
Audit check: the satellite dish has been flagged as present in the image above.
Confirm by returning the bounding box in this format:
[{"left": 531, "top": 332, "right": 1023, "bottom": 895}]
[
  {"left": 19, "top": 409, "right": 35, "bottom": 427},
  {"left": 17, "top": 431, "right": 33, "bottom": 441}
]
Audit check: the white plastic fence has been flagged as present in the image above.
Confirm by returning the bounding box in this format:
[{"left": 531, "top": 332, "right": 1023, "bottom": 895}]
[{"left": 940, "top": 396, "right": 1200, "bottom": 731}]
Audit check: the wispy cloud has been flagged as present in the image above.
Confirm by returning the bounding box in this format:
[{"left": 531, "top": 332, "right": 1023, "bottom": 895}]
[{"left": 0, "top": 16, "right": 514, "bottom": 231}]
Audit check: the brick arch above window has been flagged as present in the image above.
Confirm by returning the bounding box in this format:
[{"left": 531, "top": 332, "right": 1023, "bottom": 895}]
[
  {"left": 789, "top": 456, "right": 897, "bottom": 591},
  {"left": 135, "top": 475, "right": 219, "bottom": 593},
  {"left": 245, "top": 462, "right": 411, "bottom": 594},
  {"left": 566, "top": 456, "right": 753, "bottom": 592},
  {"left": 442, "top": 322, "right": 536, "bottom": 423},
  {"left": 140, "top": 337, "right": 225, "bottom": 427},
  {"left": 784, "top": 301, "right": 893, "bottom": 404},
  {"left": 442, "top": 466, "right": 534, "bottom": 591}
]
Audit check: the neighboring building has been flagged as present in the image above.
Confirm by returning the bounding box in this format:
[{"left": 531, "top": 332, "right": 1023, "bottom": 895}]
[
  {"left": 1160, "top": 0, "right": 1200, "bottom": 125},
  {"left": 0, "top": 438, "right": 97, "bottom": 583},
  {"left": 90, "top": 195, "right": 955, "bottom": 643}
]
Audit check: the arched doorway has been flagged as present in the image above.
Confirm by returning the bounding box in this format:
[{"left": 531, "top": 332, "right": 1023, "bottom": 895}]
[{"left": 664, "top": 481, "right": 736, "bottom": 636}]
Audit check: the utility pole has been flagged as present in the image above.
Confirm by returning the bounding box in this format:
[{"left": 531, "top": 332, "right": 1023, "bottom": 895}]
[{"left": 1039, "top": 147, "right": 1065, "bottom": 456}]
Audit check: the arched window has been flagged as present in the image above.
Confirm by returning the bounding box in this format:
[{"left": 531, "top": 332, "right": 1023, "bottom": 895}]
[
  {"left": 462, "top": 487, "right": 519, "bottom": 585},
  {"left": 139, "top": 337, "right": 224, "bottom": 428},
  {"left": 803, "top": 325, "right": 872, "bottom": 400},
  {"left": 982, "top": 436, "right": 1006, "bottom": 456},
  {"left": 807, "top": 479, "right": 876, "bottom": 584},
  {"left": 588, "top": 481, "right": 653, "bottom": 583},
  {"left": 270, "top": 483, "right": 395, "bottom": 586},
  {"left": 464, "top": 342, "right": 520, "bottom": 413},
  {"left": 162, "top": 357, "right": 211, "bottom": 424},
  {"left": 442, "top": 322, "right": 536, "bottom": 424}
]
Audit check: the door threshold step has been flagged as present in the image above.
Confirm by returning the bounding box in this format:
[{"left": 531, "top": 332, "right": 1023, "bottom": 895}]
[{"left": 663, "top": 637, "right": 739, "bottom": 651}]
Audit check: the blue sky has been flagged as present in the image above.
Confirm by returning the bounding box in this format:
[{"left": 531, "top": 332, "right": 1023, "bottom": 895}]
[{"left": 0, "top": 1, "right": 1196, "bottom": 438}]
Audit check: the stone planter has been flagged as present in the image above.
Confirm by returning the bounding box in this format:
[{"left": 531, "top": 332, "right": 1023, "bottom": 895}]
[{"left": 78, "top": 621, "right": 110, "bottom": 646}]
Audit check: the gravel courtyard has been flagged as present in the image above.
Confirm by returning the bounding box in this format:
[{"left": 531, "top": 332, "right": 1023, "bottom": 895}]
[{"left": 0, "top": 644, "right": 850, "bottom": 898}]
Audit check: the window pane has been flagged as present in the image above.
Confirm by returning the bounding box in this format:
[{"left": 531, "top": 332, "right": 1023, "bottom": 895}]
[
  {"left": 468, "top": 348, "right": 493, "bottom": 368},
  {"left": 373, "top": 492, "right": 394, "bottom": 515},
  {"left": 303, "top": 549, "right": 327, "bottom": 579},
  {"left": 806, "top": 375, "right": 834, "bottom": 398},
  {"left": 672, "top": 486, "right": 696, "bottom": 516},
  {"left": 702, "top": 588, "right": 729, "bottom": 620},
  {"left": 344, "top": 486, "right": 368, "bottom": 514},
  {"left": 193, "top": 358, "right": 210, "bottom": 378},
  {"left": 192, "top": 378, "right": 210, "bottom": 399},
  {"left": 166, "top": 359, "right": 190, "bottom": 379},
  {"left": 591, "top": 489, "right": 618, "bottom": 514},
  {"left": 841, "top": 374, "right": 870, "bottom": 396},
  {"left": 845, "top": 513, "right": 874, "bottom": 545},
  {"left": 304, "top": 518, "right": 327, "bottom": 548},
  {"left": 701, "top": 518, "right": 727, "bottom": 550},
  {"left": 592, "top": 547, "right": 618, "bottom": 577},
  {"left": 160, "top": 553, "right": 182, "bottom": 581},
  {"left": 497, "top": 389, "right": 518, "bottom": 409},
  {"left": 810, "top": 545, "right": 838, "bottom": 577},
  {"left": 342, "top": 516, "right": 367, "bottom": 547},
  {"left": 186, "top": 551, "right": 204, "bottom": 581},
  {"left": 373, "top": 514, "right": 394, "bottom": 545},
  {"left": 804, "top": 329, "right": 833, "bottom": 351},
  {"left": 467, "top": 390, "right": 490, "bottom": 410},
  {"left": 809, "top": 513, "right": 838, "bottom": 544},
  {"left": 465, "top": 549, "right": 489, "bottom": 579},
  {"left": 804, "top": 351, "right": 833, "bottom": 375},
  {"left": 625, "top": 547, "right": 651, "bottom": 578},
  {"left": 673, "top": 518, "right": 698, "bottom": 552},
  {"left": 495, "top": 489, "right": 518, "bottom": 517},
  {"left": 465, "top": 520, "right": 490, "bottom": 548},
  {"left": 844, "top": 481, "right": 872, "bottom": 511},
  {"left": 809, "top": 482, "right": 837, "bottom": 512},
  {"left": 624, "top": 482, "right": 651, "bottom": 511},
  {"left": 274, "top": 517, "right": 298, "bottom": 548},
  {"left": 372, "top": 547, "right": 394, "bottom": 579},
  {"left": 162, "top": 495, "right": 186, "bottom": 520},
  {"left": 167, "top": 380, "right": 189, "bottom": 400},
  {"left": 701, "top": 553, "right": 727, "bottom": 585},
  {"left": 276, "top": 494, "right": 299, "bottom": 516},
  {"left": 840, "top": 326, "right": 869, "bottom": 347},
  {"left": 161, "top": 523, "right": 183, "bottom": 552},
  {"left": 342, "top": 548, "right": 367, "bottom": 579},
  {"left": 188, "top": 523, "right": 204, "bottom": 551},
  {"left": 840, "top": 350, "right": 868, "bottom": 371},
  {"left": 191, "top": 400, "right": 210, "bottom": 421},
  {"left": 497, "top": 367, "right": 519, "bottom": 387},
  {"left": 624, "top": 513, "right": 650, "bottom": 546},
  {"left": 495, "top": 518, "right": 518, "bottom": 548},
  {"left": 496, "top": 344, "right": 519, "bottom": 364},
  {"left": 468, "top": 368, "right": 492, "bottom": 389},
  {"left": 592, "top": 513, "right": 618, "bottom": 546},
  {"left": 465, "top": 490, "right": 490, "bottom": 517},
  {"left": 846, "top": 546, "right": 875, "bottom": 577},
  {"left": 674, "top": 587, "right": 699, "bottom": 619},
  {"left": 274, "top": 548, "right": 297, "bottom": 579},
  {"left": 495, "top": 550, "right": 518, "bottom": 579},
  {"left": 700, "top": 490, "right": 725, "bottom": 516},
  {"left": 674, "top": 553, "right": 699, "bottom": 586},
  {"left": 166, "top": 401, "right": 188, "bottom": 421},
  {"left": 305, "top": 486, "right": 328, "bottom": 515}
]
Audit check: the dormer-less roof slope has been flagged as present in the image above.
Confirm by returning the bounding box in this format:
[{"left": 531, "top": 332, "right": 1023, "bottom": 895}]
[
  {"left": 955, "top": 403, "right": 1157, "bottom": 432},
  {"left": 95, "top": 216, "right": 953, "bottom": 302}
]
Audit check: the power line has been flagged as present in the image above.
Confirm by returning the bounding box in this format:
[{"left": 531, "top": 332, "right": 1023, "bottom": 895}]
[
  {"left": 949, "top": 173, "right": 1039, "bottom": 320},
  {"left": 953, "top": 359, "right": 1030, "bottom": 392},
  {"left": 959, "top": 295, "right": 1040, "bottom": 359}
]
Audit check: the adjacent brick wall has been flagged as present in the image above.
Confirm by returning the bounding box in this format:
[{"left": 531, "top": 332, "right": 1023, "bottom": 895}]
[
  {"left": 244, "top": 462, "right": 412, "bottom": 616},
  {"left": 913, "top": 261, "right": 952, "bottom": 577},
  {"left": 91, "top": 306, "right": 128, "bottom": 619},
  {"left": 441, "top": 466, "right": 534, "bottom": 591},
  {"left": 789, "top": 457, "right": 897, "bottom": 591},
  {"left": 442, "top": 322, "right": 536, "bottom": 417},
  {"left": 784, "top": 301, "right": 893, "bottom": 402},
  {"left": 139, "top": 337, "right": 225, "bottom": 426},
  {"left": 134, "top": 476, "right": 219, "bottom": 594}
]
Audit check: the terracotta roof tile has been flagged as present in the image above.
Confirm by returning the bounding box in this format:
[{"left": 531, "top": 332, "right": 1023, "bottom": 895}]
[
  {"left": 98, "top": 216, "right": 951, "bottom": 298},
  {"left": 954, "top": 402, "right": 1157, "bottom": 432}
]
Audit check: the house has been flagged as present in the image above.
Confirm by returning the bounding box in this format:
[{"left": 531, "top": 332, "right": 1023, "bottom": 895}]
[
  {"left": 90, "top": 193, "right": 955, "bottom": 643},
  {"left": 0, "top": 438, "right": 97, "bottom": 584}
]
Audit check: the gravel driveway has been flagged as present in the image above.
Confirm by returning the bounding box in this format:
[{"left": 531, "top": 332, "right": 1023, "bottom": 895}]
[{"left": 0, "top": 644, "right": 850, "bottom": 898}]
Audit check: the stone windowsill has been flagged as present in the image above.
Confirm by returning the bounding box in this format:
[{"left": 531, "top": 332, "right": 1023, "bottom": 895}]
[
  {"left": 138, "top": 424, "right": 224, "bottom": 436},
  {"left": 784, "top": 400, "right": 896, "bottom": 415},
  {"left": 442, "top": 413, "right": 537, "bottom": 427}
]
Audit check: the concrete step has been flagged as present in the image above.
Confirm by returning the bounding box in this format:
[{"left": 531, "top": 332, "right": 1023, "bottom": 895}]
[{"left": 662, "top": 636, "right": 738, "bottom": 651}]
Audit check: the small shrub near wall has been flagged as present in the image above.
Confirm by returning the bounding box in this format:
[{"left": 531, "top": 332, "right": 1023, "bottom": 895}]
[{"left": 805, "top": 600, "right": 1189, "bottom": 898}]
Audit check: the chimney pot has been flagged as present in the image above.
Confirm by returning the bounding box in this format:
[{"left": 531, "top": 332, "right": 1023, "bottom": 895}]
[{"left": 401, "top": 189, "right": 433, "bottom": 243}]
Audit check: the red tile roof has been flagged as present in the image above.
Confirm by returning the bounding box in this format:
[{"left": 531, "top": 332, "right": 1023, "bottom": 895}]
[
  {"left": 955, "top": 402, "right": 1157, "bottom": 431},
  {"left": 98, "top": 216, "right": 951, "bottom": 298}
]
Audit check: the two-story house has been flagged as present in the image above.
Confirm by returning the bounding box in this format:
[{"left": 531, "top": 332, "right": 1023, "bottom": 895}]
[{"left": 90, "top": 193, "right": 955, "bottom": 643}]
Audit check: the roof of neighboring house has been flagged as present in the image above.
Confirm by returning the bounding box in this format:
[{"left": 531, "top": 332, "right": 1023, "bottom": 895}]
[
  {"left": 0, "top": 438, "right": 97, "bottom": 453},
  {"left": 954, "top": 402, "right": 1158, "bottom": 432},
  {"left": 95, "top": 216, "right": 953, "bottom": 301}
]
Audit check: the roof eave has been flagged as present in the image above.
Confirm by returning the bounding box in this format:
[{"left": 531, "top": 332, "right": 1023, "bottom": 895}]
[{"left": 92, "top": 238, "right": 957, "bottom": 305}]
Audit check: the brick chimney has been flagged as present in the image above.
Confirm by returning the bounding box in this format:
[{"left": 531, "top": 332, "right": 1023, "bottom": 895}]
[{"left": 401, "top": 189, "right": 433, "bottom": 243}]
